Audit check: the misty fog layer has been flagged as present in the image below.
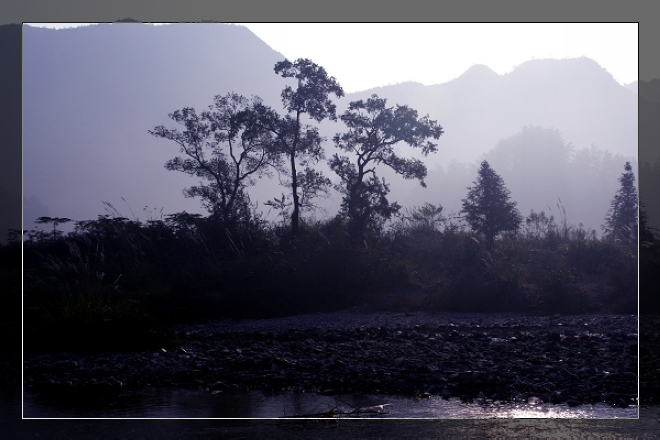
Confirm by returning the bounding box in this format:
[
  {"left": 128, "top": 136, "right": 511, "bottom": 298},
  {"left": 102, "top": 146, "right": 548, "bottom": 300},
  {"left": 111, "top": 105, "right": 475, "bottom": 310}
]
[{"left": 23, "top": 24, "right": 638, "bottom": 235}]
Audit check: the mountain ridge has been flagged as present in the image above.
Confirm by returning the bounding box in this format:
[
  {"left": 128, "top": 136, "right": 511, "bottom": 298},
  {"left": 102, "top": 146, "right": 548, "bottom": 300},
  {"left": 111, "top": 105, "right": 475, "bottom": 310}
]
[{"left": 20, "top": 23, "right": 639, "bottom": 235}]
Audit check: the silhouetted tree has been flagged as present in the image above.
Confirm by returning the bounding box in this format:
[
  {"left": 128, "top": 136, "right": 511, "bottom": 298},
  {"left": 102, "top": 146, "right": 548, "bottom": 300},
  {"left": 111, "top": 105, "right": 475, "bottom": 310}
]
[
  {"left": 461, "top": 161, "right": 522, "bottom": 247},
  {"left": 35, "top": 216, "right": 72, "bottom": 240},
  {"left": 329, "top": 95, "right": 443, "bottom": 239},
  {"left": 256, "top": 58, "right": 344, "bottom": 236},
  {"left": 150, "top": 94, "right": 278, "bottom": 225},
  {"left": 164, "top": 212, "right": 203, "bottom": 237},
  {"left": 404, "top": 203, "right": 446, "bottom": 233},
  {"left": 523, "top": 210, "right": 557, "bottom": 240},
  {"left": 603, "top": 161, "right": 638, "bottom": 243}
]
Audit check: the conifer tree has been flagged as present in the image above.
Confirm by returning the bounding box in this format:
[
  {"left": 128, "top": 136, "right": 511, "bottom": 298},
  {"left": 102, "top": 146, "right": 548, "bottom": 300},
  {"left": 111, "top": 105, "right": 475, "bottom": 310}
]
[
  {"left": 461, "top": 161, "right": 522, "bottom": 247},
  {"left": 603, "top": 161, "right": 638, "bottom": 242}
]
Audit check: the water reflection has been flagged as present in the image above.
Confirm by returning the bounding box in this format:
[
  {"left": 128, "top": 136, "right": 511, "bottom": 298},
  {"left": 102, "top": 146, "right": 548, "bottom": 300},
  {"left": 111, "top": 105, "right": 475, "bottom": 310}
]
[{"left": 23, "top": 387, "right": 638, "bottom": 419}]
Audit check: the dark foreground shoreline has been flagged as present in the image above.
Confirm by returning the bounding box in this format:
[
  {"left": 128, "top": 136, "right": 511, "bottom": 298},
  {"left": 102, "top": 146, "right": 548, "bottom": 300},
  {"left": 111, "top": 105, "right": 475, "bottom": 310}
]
[{"left": 23, "top": 311, "right": 638, "bottom": 409}]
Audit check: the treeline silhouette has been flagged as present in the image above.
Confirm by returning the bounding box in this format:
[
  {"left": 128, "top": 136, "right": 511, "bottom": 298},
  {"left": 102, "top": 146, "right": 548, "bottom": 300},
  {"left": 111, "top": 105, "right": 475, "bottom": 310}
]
[{"left": 10, "top": 193, "right": 648, "bottom": 352}]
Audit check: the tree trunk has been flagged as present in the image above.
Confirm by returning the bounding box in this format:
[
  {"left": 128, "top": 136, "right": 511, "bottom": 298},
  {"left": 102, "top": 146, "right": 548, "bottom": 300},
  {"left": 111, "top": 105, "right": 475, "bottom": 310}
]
[
  {"left": 290, "top": 151, "right": 300, "bottom": 237},
  {"left": 289, "top": 112, "right": 302, "bottom": 237},
  {"left": 486, "top": 233, "right": 495, "bottom": 249}
]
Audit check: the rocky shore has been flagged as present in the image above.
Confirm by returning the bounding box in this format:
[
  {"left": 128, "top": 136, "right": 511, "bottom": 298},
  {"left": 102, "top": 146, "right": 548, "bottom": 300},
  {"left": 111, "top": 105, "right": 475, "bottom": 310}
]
[{"left": 23, "top": 310, "right": 638, "bottom": 408}]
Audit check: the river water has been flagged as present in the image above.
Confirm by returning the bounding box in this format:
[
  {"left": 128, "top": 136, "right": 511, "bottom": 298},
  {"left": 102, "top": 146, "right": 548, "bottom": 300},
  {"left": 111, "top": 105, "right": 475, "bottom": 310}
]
[
  {"left": 6, "top": 387, "right": 660, "bottom": 438},
  {"left": 22, "top": 386, "right": 638, "bottom": 419}
]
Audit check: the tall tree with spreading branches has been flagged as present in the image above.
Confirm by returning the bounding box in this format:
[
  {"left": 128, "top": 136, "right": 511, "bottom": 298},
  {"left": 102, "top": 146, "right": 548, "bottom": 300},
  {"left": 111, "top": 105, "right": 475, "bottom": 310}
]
[
  {"left": 35, "top": 216, "right": 72, "bottom": 240},
  {"left": 150, "top": 93, "right": 278, "bottom": 225},
  {"left": 255, "top": 58, "right": 344, "bottom": 236},
  {"left": 329, "top": 94, "right": 443, "bottom": 240},
  {"left": 461, "top": 160, "right": 522, "bottom": 247}
]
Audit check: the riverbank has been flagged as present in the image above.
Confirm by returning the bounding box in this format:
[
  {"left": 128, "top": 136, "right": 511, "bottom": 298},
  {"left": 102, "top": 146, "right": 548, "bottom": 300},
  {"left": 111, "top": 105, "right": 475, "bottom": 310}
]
[{"left": 23, "top": 310, "right": 639, "bottom": 409}]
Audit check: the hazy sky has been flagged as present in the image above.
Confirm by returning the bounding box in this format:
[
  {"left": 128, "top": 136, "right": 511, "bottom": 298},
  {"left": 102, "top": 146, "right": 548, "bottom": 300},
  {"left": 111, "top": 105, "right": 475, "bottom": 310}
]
[{"left": 28, "top": 23, "right": 637, "bottom": 93}]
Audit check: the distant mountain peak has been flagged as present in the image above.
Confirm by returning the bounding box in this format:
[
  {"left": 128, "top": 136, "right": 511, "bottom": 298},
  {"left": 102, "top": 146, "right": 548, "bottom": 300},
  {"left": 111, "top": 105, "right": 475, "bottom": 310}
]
[
  {"left": 464, "top": 63, "right": 498, "bottom": 76},
  {"left": 510, "top": 56, "right": 611, "bottom": 78},
  {"left": 516, "top": 56, "right": 599, "bottom": 68},
  {"left": 503, "top": 56, "right": 626, "bottom": 91},
  {"left": 454, "top": 64, "right": 499, "bottom": 83}
]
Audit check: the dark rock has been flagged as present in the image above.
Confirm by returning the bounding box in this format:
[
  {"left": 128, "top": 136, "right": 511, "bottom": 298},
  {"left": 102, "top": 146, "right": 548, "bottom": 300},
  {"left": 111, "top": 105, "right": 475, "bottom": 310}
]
[
  {"left": 550, "top": 391, "right": 563, "bottom": 404},
  {"left": 547, "top": 332, "right": 561, "bottom": 342},
  {"left": 460, "top": 394, "right": 473, "bottom": 403}
]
